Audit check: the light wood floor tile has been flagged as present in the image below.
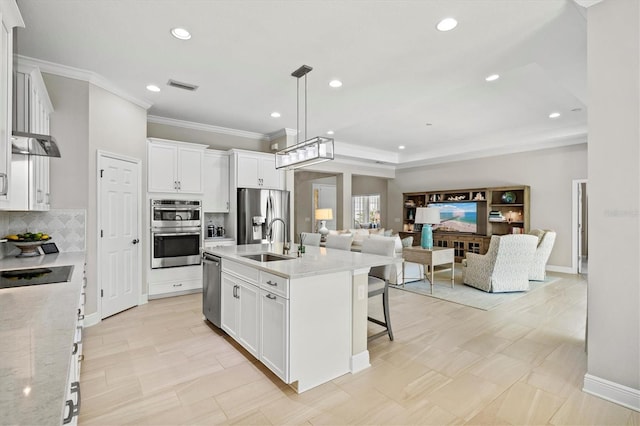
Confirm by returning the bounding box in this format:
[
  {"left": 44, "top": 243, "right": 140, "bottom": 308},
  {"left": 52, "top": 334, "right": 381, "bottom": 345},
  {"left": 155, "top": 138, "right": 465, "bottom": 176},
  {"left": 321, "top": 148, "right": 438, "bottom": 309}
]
[{"left": 77, "top": 273, "right": 638, "bottom": 425}]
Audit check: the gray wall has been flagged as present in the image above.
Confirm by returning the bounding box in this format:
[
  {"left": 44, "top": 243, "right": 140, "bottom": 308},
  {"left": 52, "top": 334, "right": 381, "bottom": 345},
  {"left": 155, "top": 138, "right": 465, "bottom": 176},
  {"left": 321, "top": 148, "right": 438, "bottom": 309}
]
[
  {"left": 44, "top": 74, "right": 89, "bottom": 209},
  {"left": 391, "top": 144, "right": 587, "bottom": 269},
  {"left": 147, "top": 122, "right": 270, "bottom": 152},
  {"left": 43, "top": 74, "right": 147, "bottom": 317},
  {"left": 586, "top": 0, "right": 639, "bottom": 395},
  {"left": 293, "top": 171, "right": 337, "bottom": 240},
  {"left": 352, "top": 175, "right": 389, "bottom": 230}
]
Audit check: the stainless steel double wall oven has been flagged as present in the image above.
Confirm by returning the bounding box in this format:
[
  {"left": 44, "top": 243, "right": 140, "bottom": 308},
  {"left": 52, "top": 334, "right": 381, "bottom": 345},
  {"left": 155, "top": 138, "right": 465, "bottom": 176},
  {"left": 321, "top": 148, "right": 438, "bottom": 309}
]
[{"left": 151, "top": 199, "right": 202, "bottom": 268}]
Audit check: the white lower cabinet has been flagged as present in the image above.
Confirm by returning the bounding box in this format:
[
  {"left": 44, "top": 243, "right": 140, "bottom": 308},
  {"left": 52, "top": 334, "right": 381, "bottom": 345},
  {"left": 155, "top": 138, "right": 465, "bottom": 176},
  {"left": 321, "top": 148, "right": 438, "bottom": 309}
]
[
  {"left": 221, "top": 272, "right": 260, "bottom": 357},
  {"left": 63, "top": 269, "right": 86, "bottom": 425},
  {"left": 260, "top": 289, "right": 289, "bottom": 381}
]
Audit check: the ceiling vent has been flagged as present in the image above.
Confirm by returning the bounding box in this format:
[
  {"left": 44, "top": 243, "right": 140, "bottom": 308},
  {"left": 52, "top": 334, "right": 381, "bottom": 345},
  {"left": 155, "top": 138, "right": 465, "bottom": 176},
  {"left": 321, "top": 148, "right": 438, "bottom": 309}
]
[{"left": 167, "top": 79, "right": 199, "bottom": 91}]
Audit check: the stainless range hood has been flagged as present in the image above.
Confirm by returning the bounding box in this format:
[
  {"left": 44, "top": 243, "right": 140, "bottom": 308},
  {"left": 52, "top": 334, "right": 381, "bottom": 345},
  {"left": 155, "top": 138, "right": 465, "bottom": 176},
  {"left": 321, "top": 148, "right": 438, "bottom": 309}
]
[{"left": 11, "top": 131, "right": 61, "bottom": 158}]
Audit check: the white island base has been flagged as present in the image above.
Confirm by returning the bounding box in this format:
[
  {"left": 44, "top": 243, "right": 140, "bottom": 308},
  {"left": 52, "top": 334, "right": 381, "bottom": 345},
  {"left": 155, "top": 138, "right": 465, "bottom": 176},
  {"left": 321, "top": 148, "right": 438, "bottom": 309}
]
[{"left": 210, "top": 243, "right": 392, "bottom": 393}]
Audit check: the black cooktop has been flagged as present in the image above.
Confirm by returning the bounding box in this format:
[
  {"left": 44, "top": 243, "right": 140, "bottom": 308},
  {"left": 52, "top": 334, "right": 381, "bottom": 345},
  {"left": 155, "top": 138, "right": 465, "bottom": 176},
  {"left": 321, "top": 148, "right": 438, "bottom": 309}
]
[{"left": 0, "top": 265, "right": 74, "bottom": 289}]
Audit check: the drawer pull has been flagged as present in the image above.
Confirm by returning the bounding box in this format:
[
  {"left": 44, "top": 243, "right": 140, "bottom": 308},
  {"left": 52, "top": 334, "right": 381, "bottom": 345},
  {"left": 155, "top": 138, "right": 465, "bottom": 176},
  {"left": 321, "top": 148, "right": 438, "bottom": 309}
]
[
  {"left": 172, "top": 283, "right": 183, "bottom": 287},
  {"left": 266, "top": 293, "right": 277, "bottom": 300},
  {"left": 72, "top": 343, "right": 78, "bottom": 355},
  {"left": 266, "top": 280, "right": 277, "bottom": 287},
  {"left": 63, "top": 381, "right": 81, "bottom": 424},
  {"left": 78, "top": 314, "right": 85, "bottom": 321}
]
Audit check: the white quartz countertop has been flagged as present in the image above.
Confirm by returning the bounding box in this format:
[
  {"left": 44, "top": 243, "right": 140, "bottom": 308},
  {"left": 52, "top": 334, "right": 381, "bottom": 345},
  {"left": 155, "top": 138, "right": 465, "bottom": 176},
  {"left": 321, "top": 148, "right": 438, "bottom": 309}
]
[
  {"left": 204, "top": 243, "right": 395, "bottom": 279},
  {"left": 0, "top": 252, "right": 86, "bottom": 426}
]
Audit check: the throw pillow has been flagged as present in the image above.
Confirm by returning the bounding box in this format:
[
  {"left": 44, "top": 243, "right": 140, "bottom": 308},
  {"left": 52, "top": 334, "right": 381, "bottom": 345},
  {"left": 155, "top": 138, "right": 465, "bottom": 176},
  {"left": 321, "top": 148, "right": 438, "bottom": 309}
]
[{"left": 383, "top": 229, "right": 393, "bottom": 237}]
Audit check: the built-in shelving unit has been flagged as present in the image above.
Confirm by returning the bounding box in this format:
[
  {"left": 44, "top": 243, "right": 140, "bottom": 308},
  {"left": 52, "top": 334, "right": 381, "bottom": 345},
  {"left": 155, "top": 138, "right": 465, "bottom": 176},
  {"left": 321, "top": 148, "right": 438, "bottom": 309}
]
[{"left": 401, "top": 185, "right": 530, "bottom": 262}]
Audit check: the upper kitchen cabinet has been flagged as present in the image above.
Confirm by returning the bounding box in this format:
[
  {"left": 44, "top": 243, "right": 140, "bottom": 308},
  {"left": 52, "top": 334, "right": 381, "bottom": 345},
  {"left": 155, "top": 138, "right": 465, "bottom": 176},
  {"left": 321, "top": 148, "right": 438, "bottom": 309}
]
[
  {"left": 0, "top": 1, "right": 24, "bottom": 203},
  {"left": 232, "top": 150, "right": 284, "bottom": 190},
  {"left": 203, "top": 149, "right": 229, "bottom": 213},
  {"left": 8, "top": 64, "right": 54, "bottom": 211},
  {"left": 147, "top": 138, "right": 207, "bottom": 194}
]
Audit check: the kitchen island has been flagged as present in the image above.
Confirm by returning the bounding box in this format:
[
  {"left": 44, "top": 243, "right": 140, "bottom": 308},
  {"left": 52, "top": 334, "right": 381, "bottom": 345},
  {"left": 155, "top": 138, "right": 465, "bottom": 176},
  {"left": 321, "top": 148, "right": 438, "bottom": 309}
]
[{"left": 203, "top": 243, "right": 395, "bottom": 393}]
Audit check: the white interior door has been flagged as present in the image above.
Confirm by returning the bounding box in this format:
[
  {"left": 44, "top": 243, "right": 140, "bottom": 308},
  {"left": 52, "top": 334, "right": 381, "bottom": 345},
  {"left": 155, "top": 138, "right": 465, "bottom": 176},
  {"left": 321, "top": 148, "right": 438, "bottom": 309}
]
[{"left": 98, "top": 153, "right": 141, "bottom": 318}]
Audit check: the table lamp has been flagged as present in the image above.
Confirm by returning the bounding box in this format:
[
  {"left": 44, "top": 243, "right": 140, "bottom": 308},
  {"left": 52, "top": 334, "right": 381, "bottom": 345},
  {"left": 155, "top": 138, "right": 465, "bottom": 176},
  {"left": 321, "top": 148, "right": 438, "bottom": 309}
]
[
  {"left": 414, "top": 207, "right": 440, "bottom": 249},
  {"left": 315, "top": 208, "right": 333, "bottom": 241}
]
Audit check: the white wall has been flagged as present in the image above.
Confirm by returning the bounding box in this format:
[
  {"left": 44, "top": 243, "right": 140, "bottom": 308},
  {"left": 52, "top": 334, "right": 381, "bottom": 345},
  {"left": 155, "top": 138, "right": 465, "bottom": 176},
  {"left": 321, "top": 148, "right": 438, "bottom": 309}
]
[
  {"left": 584, "top": 0, "right": 640, "bottom": 406},
  {"left": 392, "top": 144, "right": 587, "bottom": 269}
]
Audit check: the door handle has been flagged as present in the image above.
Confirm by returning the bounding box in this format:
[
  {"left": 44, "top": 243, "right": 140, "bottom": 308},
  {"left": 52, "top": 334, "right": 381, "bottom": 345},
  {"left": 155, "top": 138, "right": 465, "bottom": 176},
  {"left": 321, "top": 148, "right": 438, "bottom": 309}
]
[{"left": 132, "top": 238, "right": 139, "bottom": 244}]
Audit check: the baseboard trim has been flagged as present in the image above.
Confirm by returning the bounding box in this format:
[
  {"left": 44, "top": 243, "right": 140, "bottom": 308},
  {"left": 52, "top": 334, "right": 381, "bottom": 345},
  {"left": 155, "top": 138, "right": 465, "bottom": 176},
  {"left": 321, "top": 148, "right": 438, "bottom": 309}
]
[
  {"left": 351, "top": 350, "right": 371, "bottom": 373},
  {"left": 84, "top": 312, "right": 100, "bottom": 327},
  {"left": 546, "top": 264, "right": 574, "bottom": 274},
  {"left": 583, "top": 373, "right": 640, "bottom": 412}
]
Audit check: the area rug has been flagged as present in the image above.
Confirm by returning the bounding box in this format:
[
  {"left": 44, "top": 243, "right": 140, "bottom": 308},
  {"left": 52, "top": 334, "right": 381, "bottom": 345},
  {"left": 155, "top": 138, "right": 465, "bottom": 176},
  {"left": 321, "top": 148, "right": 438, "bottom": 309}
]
[{"left": 393, "top": 267, "right": 560, "bottom": 311}]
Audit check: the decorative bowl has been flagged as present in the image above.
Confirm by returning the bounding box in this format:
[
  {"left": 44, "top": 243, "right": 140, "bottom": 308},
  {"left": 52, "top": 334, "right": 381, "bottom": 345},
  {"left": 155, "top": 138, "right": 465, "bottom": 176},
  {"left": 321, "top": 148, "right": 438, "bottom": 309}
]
[
  {"left": 11, "top": 240, "right": 48, "bottom": 257},
  {"left": 501, "top": 191, "right": 516, "bottom": 204}
]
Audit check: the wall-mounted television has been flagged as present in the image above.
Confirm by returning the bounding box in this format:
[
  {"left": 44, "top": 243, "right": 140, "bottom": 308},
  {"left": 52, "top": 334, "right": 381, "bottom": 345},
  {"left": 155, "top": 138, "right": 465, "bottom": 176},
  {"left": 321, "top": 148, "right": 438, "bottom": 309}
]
[{"left": 428, "top": 202, "right": 486, "bottom": 235}]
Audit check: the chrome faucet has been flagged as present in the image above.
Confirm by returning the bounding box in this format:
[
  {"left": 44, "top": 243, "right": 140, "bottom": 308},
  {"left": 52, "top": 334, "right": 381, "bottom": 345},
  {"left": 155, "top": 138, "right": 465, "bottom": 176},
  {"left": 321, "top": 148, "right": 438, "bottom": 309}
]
[{"left": 267, "top": 217, "right": 290, "bottom": 254}]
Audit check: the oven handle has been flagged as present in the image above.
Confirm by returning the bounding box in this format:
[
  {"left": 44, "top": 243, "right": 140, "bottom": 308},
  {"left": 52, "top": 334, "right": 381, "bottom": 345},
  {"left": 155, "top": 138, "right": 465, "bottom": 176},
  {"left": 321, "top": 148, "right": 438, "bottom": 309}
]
[
  {"left": 152, "top": 207, "right": 201, "bottom": 211},
  {"left": 153, "top": 232, "right": 201, "bottom": 237}
]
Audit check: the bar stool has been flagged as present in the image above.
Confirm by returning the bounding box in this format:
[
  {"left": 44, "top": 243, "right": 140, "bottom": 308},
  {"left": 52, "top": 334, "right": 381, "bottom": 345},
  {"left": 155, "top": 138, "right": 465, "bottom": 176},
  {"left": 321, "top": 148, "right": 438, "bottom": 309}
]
[{"left": 361, "top": 238, "right": 395, "bottom": 341}]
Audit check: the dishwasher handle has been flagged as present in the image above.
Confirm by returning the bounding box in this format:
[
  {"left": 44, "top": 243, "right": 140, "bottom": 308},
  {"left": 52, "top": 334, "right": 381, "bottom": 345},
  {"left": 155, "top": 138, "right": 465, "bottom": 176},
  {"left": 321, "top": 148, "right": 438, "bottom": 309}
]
[{"left": 203, "top": 253, "right": 220, "bottom": 266}]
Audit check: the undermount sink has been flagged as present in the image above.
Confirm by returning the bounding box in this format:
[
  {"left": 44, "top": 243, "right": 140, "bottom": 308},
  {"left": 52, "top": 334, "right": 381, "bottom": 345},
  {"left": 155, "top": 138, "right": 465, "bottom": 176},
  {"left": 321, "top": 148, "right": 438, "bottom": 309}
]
[{"left": 240, "top": 253, "right": 294, "bottom": 262}]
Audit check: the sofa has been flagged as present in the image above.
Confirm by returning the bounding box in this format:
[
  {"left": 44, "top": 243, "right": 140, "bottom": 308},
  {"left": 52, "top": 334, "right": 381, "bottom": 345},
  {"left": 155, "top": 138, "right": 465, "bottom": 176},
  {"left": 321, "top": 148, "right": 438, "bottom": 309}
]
[{"left": 327, "top": 228, "right": 424, "bottom": 285}]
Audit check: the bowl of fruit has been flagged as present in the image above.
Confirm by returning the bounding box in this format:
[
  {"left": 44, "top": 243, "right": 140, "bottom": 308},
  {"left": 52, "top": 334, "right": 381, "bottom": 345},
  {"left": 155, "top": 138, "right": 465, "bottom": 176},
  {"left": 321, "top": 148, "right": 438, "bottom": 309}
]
[{"left": 5, "top": 232, "right": 51, "bottom": 257}]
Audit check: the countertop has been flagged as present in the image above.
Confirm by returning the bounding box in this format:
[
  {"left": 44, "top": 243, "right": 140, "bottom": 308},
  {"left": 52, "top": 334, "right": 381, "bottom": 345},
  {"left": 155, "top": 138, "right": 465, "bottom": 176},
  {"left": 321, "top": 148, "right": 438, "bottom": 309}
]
[
  {"left": 0, "top": 252, "right": 86, "bottom": 426},
  {"left": 204, "top": 243, "right": 395, "bottom": 279}
]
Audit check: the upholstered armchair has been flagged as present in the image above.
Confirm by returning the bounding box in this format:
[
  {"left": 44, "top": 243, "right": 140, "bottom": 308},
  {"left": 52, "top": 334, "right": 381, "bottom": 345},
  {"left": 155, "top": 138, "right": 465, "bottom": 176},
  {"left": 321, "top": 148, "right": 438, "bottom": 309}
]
[
  {"left": 528, "top": 229, "right": 557, "bottom": 281},
  {"left": 462, "top": 234, "right": 538, "bottom": 292}
]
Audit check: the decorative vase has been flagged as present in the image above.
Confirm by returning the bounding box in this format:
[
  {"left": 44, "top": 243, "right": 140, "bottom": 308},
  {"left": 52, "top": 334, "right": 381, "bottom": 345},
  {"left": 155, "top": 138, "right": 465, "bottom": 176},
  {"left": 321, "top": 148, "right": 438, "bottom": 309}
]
[
  {"left": 421, "top": 224, "right": 433, "bottom": 249},
  {"left": 501, "top": 191, "right": 516, "bottom": 204}
]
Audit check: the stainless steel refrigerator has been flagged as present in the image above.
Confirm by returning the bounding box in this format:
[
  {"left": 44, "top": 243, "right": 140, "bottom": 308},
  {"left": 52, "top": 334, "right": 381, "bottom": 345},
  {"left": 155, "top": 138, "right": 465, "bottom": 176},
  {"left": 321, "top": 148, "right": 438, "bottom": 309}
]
[{"left": 237, "top": 188, "right": 290, "bottom": 245}]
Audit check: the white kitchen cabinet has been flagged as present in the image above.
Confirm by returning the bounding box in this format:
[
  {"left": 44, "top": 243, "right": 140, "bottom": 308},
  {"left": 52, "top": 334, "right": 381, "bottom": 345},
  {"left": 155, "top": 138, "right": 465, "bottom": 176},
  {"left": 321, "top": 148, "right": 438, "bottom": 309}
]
[
  {"left": 147, "top": 138, "right": 207, "bottom": 194},
  {"left": 203, "top": 150, "right": 229, "bottom": 212},
  {"left": 221, "top": 272, "right": 260, "bottom": 357},
  {"left": 8, "top": 65, "right": 53, "bottom": 211},
  {"left": 260, "top": 289, "right": 289, "bottom": 381},
  {"left": 147, "top": 264, "right": 202, "bottom": 299},
  {"left": 0, "top": 1, "right": 24, "bottom": 204},
  {"left": 234, "top": 150, "right": 284, "bottom": 190}
]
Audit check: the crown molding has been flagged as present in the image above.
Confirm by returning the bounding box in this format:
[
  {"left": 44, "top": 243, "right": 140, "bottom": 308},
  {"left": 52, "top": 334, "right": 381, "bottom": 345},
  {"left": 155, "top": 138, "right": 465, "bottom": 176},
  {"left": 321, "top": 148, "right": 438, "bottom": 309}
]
[
  {"left": 16, "top": 55, "right": 152, "bottom": 110},
  {"left": 0, "top": 0, "right": 24, "bottom": 28},
  {"left": 147, "top": 115, "right": 270, "bottom": 141}
]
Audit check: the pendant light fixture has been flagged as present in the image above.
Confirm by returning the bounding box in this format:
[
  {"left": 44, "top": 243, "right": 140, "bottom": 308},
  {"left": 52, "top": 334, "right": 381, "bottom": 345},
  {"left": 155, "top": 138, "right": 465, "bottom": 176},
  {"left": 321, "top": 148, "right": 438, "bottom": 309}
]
[{"left": 275, "top": 65, "right": 334, "bottom": 170}]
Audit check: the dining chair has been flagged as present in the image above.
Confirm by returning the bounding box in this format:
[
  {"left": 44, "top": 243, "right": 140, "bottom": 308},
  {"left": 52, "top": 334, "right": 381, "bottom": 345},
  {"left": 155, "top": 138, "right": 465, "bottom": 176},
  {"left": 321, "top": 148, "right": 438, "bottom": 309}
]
[
  {"left": 361, "top": 238, "right": 396, "bottom": 341},
  {"left": 324, "top": 234, "right": 354, "bottom": 251},
  {"left": 300, "top": 232, "right": 321, "bottom": 247}
]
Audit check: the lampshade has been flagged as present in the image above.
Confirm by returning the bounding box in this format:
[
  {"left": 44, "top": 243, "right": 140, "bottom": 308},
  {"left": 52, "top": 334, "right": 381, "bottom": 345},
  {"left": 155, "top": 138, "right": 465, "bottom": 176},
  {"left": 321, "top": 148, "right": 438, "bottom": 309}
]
[
  {"left": 414, "top": 207, "right": 440, "bottom": 224},
  {"left": 315, "top": 208, "right": 333, "bottom": 221}
]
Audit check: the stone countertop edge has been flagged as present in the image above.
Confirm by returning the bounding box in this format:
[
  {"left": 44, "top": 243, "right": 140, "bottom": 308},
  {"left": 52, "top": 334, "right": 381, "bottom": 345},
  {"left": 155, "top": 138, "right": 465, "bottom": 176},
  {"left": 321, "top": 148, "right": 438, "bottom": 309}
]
[
  {"left": 0, "top": 251, "right": 86, "bottom": 426},
  {"left": 203, "top": 243, "right": 395, "bottom": 279}
]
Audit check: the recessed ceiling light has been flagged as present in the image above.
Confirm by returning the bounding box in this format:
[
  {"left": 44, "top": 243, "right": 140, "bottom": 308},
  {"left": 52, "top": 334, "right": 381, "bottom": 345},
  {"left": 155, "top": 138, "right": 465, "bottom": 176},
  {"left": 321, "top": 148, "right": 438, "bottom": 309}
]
[
  {"left": 398, "top": 145, "right": 405, "bottom": 150},
  {"left": 171, "top": 27, "right": 191, "bottom": 40},
  {"left": 270, "top": 112, "right": 281, "bottom": 118},
  {"left": 549, "top": 112, "right": 561, "bottom": 119},
  {"left": 436, "top": 18, "right": 458, "bottom": 32},
  {"left": 327, "top": 130, "right": 335, "bottom": 135},
  {"left": 485, "top": 74, "right": 500, "bottom": 82},
  {"left": 329, "top": 80, "right": 342, "bottom": 88},
  {"left": 146, "top": 84, "right": 160, "bottom": 92}
]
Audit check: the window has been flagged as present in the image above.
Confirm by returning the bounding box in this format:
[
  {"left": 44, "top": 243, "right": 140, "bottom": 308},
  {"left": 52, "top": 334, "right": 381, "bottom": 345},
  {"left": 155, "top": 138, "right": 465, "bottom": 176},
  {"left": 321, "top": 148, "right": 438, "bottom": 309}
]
[{"left": 352, "top": 194, "right": 381, "bottom": 228}]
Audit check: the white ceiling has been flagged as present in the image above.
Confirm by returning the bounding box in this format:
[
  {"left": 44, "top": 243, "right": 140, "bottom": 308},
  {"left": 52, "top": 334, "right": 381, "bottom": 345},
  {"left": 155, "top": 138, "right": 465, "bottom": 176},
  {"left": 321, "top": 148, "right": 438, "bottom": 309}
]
[{"left": 14, "top": 0, "right": 587, "bottom": 167}]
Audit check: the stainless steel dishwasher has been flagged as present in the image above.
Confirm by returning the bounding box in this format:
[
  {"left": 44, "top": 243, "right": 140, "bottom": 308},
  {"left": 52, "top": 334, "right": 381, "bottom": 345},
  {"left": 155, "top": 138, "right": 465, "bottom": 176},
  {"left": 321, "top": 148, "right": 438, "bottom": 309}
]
[{"left": 202, "top": 253, "right": 221, "bottom": 328}]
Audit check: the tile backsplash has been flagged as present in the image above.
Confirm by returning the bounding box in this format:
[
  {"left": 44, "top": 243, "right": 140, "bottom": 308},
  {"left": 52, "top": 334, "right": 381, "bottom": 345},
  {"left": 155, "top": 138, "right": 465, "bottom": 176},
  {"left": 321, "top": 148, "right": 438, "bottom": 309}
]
[{"left": 0, "top": 209, "right": 86, "bottom": 258}]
